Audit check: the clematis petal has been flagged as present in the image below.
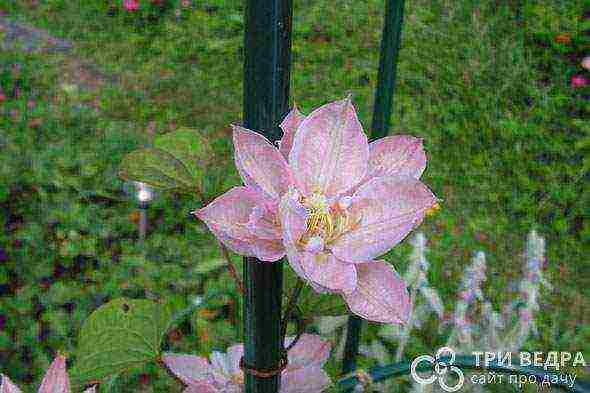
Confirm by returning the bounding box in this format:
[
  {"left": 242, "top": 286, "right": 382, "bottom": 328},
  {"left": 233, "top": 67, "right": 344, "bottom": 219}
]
[
  {"left": 1, "top": 375, "right": 22, "bottom": 393},
  {"left": 279, "top": 106, "right": 306, "bottom": 159},
  {"left": 225, "top": 345, "right": 244, "bottom": 376},
  {"left": 82, "top": 387, "right": 97, "bottom": 393},
  {"left": 279, "top": 190, "right": 310, "bottom": 281},
  {"left": 280, "top": 367, "right": 331, "bottom": 393},
  {"left": 368, "top": 135, "right": 426, "bottom": 179},
  {"left": 38, "top": 355, "right": 70, "bottom": 393},
  {"left": 309, "top": 281, "right": 332, "bottom": 294},
  {"left": 284, "top": 334, "right": 331, "bottom": 370},
  {"left": 247, "top": 205, "right": 282, "bottom": 240},
  {"left": 196, "top": 186, "right": 260, "bottom": 242},
  {"left": 251, "top": 239, "right": 285, "bottom": 262},
  {"left": 162, "top": 354, "right": 212, "bottom": 386},
  {"left": 196, "top": 187, "right": 284, "bottom": 261},
  {"left": 301, "top": 252, "right": 357, "bottom": 294},
  {"left": 331, "top": 176, "right": 437, "bottom": 263},
  {"left": 233, "top": 125, "right": 293, "bottom": 200},
  {"left": 215, "top": 230, "right": 256, "bottom": 258},
  {"left": 289, "top": 98, "right": 369, "bottom": 198},
  {"left": 209, "top": 351, "right": 230, "bottom": 377},
  {"left": 343, "top": 261, "right": 411, "bottom": 324}
]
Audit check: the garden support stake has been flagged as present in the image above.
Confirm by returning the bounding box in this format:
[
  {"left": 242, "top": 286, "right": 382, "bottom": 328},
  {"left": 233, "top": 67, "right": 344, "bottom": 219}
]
[
  {"left": 341, "top": 0, "right": 406, "bottom": 387},
  {"left": 242, "top": 0, "right": 293, "bottom": 392}
]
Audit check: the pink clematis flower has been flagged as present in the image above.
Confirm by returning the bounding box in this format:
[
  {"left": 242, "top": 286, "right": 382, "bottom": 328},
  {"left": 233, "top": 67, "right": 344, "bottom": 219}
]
[
  {"left": 278, "top": 97, "right": 437, "bottom": 324},
  {"left": 1, "top": 354, "right": 96, "bottom": 393},
  {"left": 123, "top": 0, "right": 140, "bottom": 12},
  {"left": 196, "top": 97, "right": 437, "bottom": 323},
  {"left": 571, "top": 74, "right": 588, "bottom": 88},
  {"left": 163, "top": 333, "right": 332, "bottom": 392}
]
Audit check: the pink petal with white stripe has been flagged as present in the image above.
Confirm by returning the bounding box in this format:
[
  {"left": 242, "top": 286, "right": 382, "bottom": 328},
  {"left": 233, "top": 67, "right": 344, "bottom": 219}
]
[
  {"left": 279, "top": 106, "right": 306, "bottom": 159},
  {"left": 331, "top": 176, "right": 437, "bottom": 263},
  {"left": 162, "top": 354, "right": 212, "bottom": 386},
  {"left": 1, "top": 376, "right": 22, "bottom": 393},
  {"left": 38, "top": 355, "right": 70, "bottom": 393},
  {"left": 301, "top": 252, "right": 357, "bottom": 294},
  {"left": 343, "top": 261, "right": 411, "bottom": 324},
  {"left": 233, "top": 125, "right": 293, "bottom": 200},
  {"left": 368, "top": 135, "right": 426, "bottom": 179},
  {"left": 289, "top": 98, "right": 368, "bottom": 198}
]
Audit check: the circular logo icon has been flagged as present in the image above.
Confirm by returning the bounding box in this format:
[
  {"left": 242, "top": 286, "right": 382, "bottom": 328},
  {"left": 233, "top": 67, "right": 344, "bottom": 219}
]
[{"left": 410, "top": 347, "right": 465, "bottom": 392}]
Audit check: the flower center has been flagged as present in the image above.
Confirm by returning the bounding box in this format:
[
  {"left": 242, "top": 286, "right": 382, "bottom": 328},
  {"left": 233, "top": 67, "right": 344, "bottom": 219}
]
[{"left": 298, "top": 192, "right": 358, "bottom": 251}]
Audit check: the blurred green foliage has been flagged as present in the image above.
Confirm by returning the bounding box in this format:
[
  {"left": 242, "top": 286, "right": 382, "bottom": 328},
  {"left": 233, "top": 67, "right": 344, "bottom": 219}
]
[{"left": 0, "top": 0, "right": 588, "bottom": 391}]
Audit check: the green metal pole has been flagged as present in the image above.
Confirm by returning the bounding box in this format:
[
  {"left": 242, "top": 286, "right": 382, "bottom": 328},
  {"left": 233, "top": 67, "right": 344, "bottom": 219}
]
[
  {"left": 341, "top": 0, "right": 406, "bottom": 383},
  {"left": 370, "top": 0, "right": 405, "bottom": 141},
  {"left": 242, "top": 0, "right": 293, "bottom": 392}
]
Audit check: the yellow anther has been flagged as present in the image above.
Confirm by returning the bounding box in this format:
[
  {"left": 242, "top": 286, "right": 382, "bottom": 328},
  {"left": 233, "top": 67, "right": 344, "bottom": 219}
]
[{"left": 426, "top": 202, "right": 441, "bottom": 217}]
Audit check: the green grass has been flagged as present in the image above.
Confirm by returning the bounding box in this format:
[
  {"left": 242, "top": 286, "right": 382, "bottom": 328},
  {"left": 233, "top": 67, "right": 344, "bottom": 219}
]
[{"left": 0, "top": 0, "right": 588, "bottom": 391}]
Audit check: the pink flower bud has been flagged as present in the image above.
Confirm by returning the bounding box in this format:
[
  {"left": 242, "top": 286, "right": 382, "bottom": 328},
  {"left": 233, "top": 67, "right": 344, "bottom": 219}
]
[{"left": 582, "top": 56, "right": 590, "bottom": 71}]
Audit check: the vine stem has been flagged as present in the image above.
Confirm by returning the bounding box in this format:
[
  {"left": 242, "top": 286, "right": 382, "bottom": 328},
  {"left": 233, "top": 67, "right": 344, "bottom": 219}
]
[
  {"left": 280, "top": 280, "right": 304, "bottom": 352},
  {"left": 218, "top": 240, "right": 244, "bottom": 295}
]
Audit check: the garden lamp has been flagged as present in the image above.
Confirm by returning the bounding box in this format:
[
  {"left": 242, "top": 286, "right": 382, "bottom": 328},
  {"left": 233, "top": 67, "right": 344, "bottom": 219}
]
[{"left": 134, "top": 181, "right": 155, "bottom": 241}]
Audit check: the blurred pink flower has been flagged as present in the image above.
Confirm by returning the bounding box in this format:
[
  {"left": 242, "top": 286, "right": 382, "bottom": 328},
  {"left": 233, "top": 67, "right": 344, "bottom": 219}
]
[
  {"left": 163, "top": 334, "right": 331, "bottom": 392},
  {"left": 123, "top": 0, "right": 140, "bottom": 12},
  {"left": 1, "top": 354, "right": 96, "bottom": 393},
  {"left": 571, "top": 74, "right": 588, "bottom": 88},
  {"left": 582, "top": 56, "right": 590, "bottom": 71}
]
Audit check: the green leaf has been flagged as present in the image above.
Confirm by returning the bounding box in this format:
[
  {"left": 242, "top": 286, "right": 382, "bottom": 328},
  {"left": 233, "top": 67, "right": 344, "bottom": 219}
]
[
  {"left": 119, "top": 147, "right": 196, "bottom": 191},
  {"left": 70, "top": 298, "right": 174, "bottom": 388},
  {"left": 154, "top": 127, "right": 213, "bottom": 183}
]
